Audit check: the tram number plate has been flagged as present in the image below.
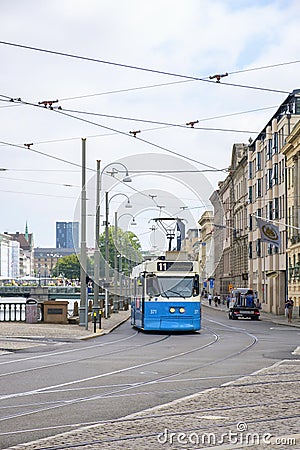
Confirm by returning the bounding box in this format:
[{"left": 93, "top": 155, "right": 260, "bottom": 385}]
[{"left": 157, "top": 261, "right": 193, "bottom": 272}]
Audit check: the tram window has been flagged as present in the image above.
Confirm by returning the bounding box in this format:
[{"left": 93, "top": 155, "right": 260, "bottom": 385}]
[
  {"left": 193, "top": 274, "right": 199, "bottom": 296},
  {"left": 136, "top": 276, "right": 144, "bottom": 296},
  {"left": 146, "top": 275, "right": 160, "bottom": 296}
]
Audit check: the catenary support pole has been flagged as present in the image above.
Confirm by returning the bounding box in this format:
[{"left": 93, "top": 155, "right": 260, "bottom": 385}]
[
  {"left": 93, "top": 160, "right": 101, "bottom": 316},
  {"left": 79, "top": 138, "right": 87, "bottom": 327}
]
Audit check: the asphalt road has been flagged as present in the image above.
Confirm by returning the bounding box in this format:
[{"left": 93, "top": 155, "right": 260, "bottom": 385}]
[{"left": 0, "top": 307, "right": 299, "bottom": 449}]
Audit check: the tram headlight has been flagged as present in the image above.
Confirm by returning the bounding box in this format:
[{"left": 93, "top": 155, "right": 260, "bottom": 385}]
[
  {"left": 169, "top": 307, "right": 176, "bottom": 313},
  {"left": 179, "top": 307, "right": 185, "bottom": 314}
]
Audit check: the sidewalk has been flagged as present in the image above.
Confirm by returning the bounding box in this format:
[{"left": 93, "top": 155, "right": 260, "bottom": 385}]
[
  {"left": 0, "top": 309, "right": 131, "bottom": 353},
  {"left": 201, "top": 297, "right": 300, "bottom": 328}
]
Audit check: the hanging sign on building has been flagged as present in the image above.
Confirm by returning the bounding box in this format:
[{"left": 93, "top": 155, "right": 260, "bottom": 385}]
[{"left": 256, "top": 217, "right": 281, "bottom": 248}]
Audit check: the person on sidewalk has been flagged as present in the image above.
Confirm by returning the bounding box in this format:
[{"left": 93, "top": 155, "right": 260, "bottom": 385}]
[
  {"left": 226, "top": 295, "right": 230, "bottom": 309},
  {"left": 208, "top": 293, "right": 212, "bottom": 306},
  {"left": 285, "top": 298, "right": 294, "bottom": 323},
  {"left": 214, "top": 294, "right": 218, "bottom": 307}
]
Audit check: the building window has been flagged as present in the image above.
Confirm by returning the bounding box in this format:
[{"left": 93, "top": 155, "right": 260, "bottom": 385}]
[
  {"left": 256, "top": 239, "right": 261, "bottom": 257},
  {"left": 274, "top": 198, "right": 279, "bottom": 219},
  {"left": 273, "top": 163, "right": 278, "bottom": 185},
  {"left": 249, "top": 215, "right": 253, "bottom": 231},
  {"left": 256, "top": 178, "right": 262, "bottom": 197},
  {"left": 256, "top": 152, "right": 261, "bottom": 171},
  {"left": 248, "top": 161, "right": 253, "bottom": 179},
  {"left": 249, "top": 242, "right": 252, "bottom": 259},
  {"left": 267, "top": 168, "right": 273, "bottom": 189},
  {"left": 257, "top": 209, "right": 262, "bottom": 227},
  {"left": 268, "top": 201, "right": 273, "bottom": 220},
  {"left": 248, "top": 186, "right": 253, "bottom": 203},
  {"left": 266, "top": 139, "right": 272, "bottom": 160},
  {"left": 272, "top": 132, "right": 278, "bottom": 154}
]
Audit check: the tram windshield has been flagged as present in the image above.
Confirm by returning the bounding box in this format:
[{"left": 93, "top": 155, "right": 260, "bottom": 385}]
[{"left": 148, "top": 276, "right": 194, "bottom": 298}]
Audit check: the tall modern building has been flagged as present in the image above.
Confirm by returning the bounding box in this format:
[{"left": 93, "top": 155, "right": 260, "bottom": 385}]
[{"left": 56, "top": 222, "right": 79, "bottom": 249}]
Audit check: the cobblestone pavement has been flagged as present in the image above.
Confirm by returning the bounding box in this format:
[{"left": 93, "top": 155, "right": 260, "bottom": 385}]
[{"left": 7, "top": 360, "right": 300, "bottom": 450}]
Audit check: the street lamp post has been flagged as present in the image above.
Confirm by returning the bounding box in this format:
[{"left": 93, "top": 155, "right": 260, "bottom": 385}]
[
  {"left": 114, "top": 212, "right": 136, "bottom": 311},
  {"left": 105, "top": 192, "right": 132, "bottom": 316},
  {"left": 93, "top": 161, "right": 132, "bottom": 319},
  {"left": 93, "top": 160, "right": 101, "bottom": 317}
]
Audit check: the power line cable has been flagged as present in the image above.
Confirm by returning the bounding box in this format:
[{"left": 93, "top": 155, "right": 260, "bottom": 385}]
[
  {"left": 0, "top": 96, "right": 278, "bottom": 146},
  {"left": 52, "top": 107, "right": 228, "bottom": 172},
  {"left": 0, "top": 139, "right": 89, "bottom": 171},
  {"left": 0, "top": 40, "right": 291, "bottom": 94},
  {"left": 10, "top": 97, "right": 227, "bottom": 173},
  {"left": 59, "top": 107, "right": 259, "bottom": 134},
  {"left": 0, "top": 175, "right": 79, "bottom": 187},
  {"left": 59, "top": 80, "right": 193, "bottom": 101},
  {"left": 0, "top": 188, "right": 77, "bottom": 199}
]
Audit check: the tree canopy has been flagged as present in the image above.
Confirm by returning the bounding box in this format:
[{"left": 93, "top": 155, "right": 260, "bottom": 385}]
[
  {"left": 52, "top": 254, "right": 93, "bottom": 279},
  {"left": 99, "top": 227, "right": 142, "bottom": 276}
]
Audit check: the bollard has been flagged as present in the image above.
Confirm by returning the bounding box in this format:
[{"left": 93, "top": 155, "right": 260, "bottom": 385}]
[
  {"left": 99, "top": 309, "right": 102, "bottom": 329},
  {"left": 93, "top": 312, "right": 97, "bottom": 333}
]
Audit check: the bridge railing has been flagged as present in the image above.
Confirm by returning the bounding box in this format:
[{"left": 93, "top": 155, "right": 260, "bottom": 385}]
[
  {"left": 0, "top": 286, "right": 32, "bottom": 295},
  {"left": 0, "top": 302, "right": 44, "bottom": 322}
]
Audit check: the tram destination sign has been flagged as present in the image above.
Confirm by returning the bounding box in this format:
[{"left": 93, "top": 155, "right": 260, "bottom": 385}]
[{"left": 157, "top": 261, "right": 193, "bottom": 272}]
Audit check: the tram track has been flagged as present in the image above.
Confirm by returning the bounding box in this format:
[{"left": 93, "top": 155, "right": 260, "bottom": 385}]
[
  {"left": 0, "top": 321, "right": 258, "bottom": 427},
  {"left": 2, "top": 396, "right": 300, "bottom": 439},
  {"left": 7, "top": 313, "right": 295, "bottom": 450}
]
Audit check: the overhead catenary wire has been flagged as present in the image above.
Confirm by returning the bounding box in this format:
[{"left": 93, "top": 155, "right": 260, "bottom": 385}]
[
  {"left": 52, "top": 108, "right": 228, "bottom": 173},
  {"left": 0, "top": 139, "right": 87, "bottom": 171},
  {"left": 0, "top": 96, "right": 279, "bottom": 146},
  {"left": 0, "top": 175, "right": 79, "bottom": 187},
  {"left": 58, "top": 107, "right": 259, "bottom": 135},
  {"left": 0, "top": 189, "right": 78, "bottom": 199},
  {"left": 7, "top": 96, "right": 227, "bottom": 173},
  {"left": 0, "top": 40, "right": 293, "bottom": 95}
]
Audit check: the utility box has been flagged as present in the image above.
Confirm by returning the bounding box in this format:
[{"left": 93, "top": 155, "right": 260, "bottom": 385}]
[
  {"left": 43, "top": 300, "right": 68, "bottom": 324},
  {"left": 25, "top": 298, "right": 38, "bottom": 324}
]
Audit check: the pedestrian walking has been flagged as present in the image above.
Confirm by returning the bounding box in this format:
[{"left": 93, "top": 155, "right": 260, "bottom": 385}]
[
  {"left": 208, "top": 293, "right": 212, "bottom": 306},
  {"left": 214, "top": 294, "right": 218, "bottom": 307},
  {"left": 285, "top": 298, "right": 294, "bottom": 323},
  {"left": 226, "top": 295, "right": 230, "bottom": 309}
]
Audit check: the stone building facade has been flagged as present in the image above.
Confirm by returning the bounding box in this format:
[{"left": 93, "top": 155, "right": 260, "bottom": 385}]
[
  {"left": 283, "top": 119, "right": 300, "bottom": 317},
  {"left": 248, "top": 90, "right": 300, "bottom": 314}
]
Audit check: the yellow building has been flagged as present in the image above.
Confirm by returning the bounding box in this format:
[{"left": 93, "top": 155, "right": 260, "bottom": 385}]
[{"left": 283, "top": 119, "right": 300, "bottom": 317}]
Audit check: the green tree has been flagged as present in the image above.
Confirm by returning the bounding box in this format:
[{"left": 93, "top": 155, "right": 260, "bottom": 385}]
[
  {"left": 52, "top": 254, "right": 93, "bottom": 279},
  {"left": 98, "top": 227, "right": 142, "bottom": 276}
]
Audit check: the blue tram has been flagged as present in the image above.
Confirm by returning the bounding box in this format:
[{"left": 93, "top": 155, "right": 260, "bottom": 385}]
[{"left": 131, "top": 253, "right": 201, "bottom": 331}]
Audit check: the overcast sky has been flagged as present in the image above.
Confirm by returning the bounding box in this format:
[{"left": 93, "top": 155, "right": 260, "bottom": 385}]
[{"left": 1, "top": 0, "right": 300, "bottom": 250}]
